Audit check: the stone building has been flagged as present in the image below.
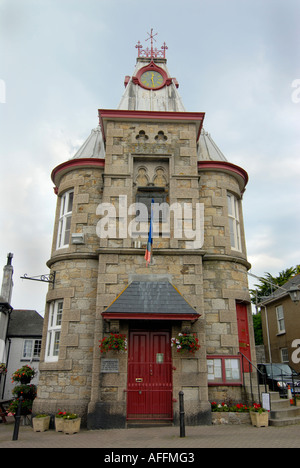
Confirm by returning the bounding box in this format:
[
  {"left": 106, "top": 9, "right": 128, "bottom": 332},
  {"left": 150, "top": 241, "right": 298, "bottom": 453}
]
[
  {"left": 33, "top": 32, "right": 256, "bottom": 428},
  {"left": 1, "top": 309, "right": 43, "bottom": 399},
  {"left": 0, "top": 254, "right": 43, "bottom": 400},
  {"left": 260, "top": 274, "right": 300, "bottom": 372}
]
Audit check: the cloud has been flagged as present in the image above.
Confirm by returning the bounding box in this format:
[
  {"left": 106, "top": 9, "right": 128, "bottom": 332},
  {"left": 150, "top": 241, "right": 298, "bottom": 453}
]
[{"left": 0, "top": 0, "right": 299, "bottom": 313}]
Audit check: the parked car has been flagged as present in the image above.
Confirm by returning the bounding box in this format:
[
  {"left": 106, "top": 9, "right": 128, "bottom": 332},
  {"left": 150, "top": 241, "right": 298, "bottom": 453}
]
[{"left": 257, "top": 363, "right": 300, "bottom": 397}]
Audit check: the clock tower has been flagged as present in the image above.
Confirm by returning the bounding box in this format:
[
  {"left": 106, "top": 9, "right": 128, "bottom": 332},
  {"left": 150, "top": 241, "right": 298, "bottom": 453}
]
[
  {"left": 34, "top": 31, "right": 256, "bottom": 429},
  {"left": 120, "top": 29, "right": 184, "bottom": 112}
]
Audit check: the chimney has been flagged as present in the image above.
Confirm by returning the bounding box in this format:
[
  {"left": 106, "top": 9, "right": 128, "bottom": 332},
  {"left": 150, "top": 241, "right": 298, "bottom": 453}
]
[{"left": 0, "top": 253, "right": 14, "bottom": 305}]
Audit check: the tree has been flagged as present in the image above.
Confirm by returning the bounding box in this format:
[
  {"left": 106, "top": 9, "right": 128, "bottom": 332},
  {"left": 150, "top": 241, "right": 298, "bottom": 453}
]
[{"left": 252, "top": 312, "right": 263, "bottom": 345}]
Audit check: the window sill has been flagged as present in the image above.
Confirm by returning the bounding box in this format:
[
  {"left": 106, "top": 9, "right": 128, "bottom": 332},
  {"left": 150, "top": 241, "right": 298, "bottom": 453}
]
[
  {"left": 20, "top": 359, "right": 40, "bottom": 362},
  {"left": 208, "top": 382, "right": 242, "bottom": 387},
  {"left": 231, "top": 247, "right": 243, "bottom": 254},
  {"left": 39, "top": 359, "right": 72, "bottom": 371}
]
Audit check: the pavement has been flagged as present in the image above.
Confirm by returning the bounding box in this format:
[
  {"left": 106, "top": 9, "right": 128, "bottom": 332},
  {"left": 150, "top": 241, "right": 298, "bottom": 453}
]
[{"left": 1, "top": 417, "right": 300, "bottom": 450}]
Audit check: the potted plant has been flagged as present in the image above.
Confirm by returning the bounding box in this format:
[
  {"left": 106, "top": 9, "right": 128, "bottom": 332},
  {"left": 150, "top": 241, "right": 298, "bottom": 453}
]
[
  {"left": 55, "top": 411, "right": 67, "bottom": 432},
  {"left": 32, "top": 414, "right": 50, "bottom": 432},
  {"left": 171, "top": 333, "right": 200, "bottom": 354},
  {"left": 249, "top": 403, "right": 269, "bottom": 427},
  {"left": 210, "top": 401, "right": 251, "bottom": 425},
  {"left": 99, "top": 333, "right": 128, "bottom": 354},
  {"left": 12, "top": 365, "right": 36, "bottom": 384},
  {"left": 62, "top": 412, "right": 81, "bottom": 435}
]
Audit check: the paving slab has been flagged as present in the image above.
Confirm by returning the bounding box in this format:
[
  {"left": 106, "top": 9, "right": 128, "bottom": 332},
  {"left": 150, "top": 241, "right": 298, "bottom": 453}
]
[{"left": 1, "top": 419, "right": 300, "bottom": 449}]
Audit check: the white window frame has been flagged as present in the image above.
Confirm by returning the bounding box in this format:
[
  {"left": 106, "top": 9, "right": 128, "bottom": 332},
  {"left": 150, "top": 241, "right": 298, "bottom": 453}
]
[
  {"left": 57, "top": 190, "right": 74, "bottom": 249},
  {"left": 45, "top": 300, "right": 63, "bottom": 362},
  {"left": 22, "top": 339, "right": 42, "bottom": 360},
  {"left": 227, "top": 193, "right": 242, "bottom": 252},
  {"left": 281, "top": 348, "right": 289, "bottom": 363},
  {"left": 276, "top": 305, "right": 286, "bottom": 334}
]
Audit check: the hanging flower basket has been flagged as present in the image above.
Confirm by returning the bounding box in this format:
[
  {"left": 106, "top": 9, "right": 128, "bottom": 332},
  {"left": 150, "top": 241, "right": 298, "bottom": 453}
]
[
  {"left": 12, "top": 384, "right": 37, "bottom": 400},
  {"left": 99, "top": 334, "right": 128, "bottom": 354},
  {"left": 0, "top": 363, "right": 7, "bottom": 375},
  {"left": 12, "top": 365, "right": 36, "bottom": 384},
  {"left": 7, "top": 398, "right": 33, "bottom": 416},
  {"left": 171, "top": 333, "right": 200, "bottom": 354}
]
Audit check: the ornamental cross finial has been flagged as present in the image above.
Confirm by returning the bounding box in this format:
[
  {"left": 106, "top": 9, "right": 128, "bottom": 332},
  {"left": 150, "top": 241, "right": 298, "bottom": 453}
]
[
  {"left": 135, "top": 29, "right": 167, "bottom": 59},
  {"left": 145, "top": 28, "right": 158, "bottom": 58}
]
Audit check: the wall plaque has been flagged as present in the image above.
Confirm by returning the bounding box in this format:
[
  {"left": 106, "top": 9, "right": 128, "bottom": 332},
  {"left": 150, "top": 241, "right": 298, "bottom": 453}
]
[
  {"left": 101, "top": 359, "right": 119, "bottom": 373},
  {"left": 156, "top": 353, "right": 164, "bottom": 364}
]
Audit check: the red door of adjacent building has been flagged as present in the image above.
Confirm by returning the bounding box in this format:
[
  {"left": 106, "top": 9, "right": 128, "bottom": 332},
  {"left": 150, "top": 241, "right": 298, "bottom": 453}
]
[
  {"left": 127, "top": 330, "right": 173, "bottom": 421},
  {"left": 236, "top": 303, "right": 251, "bottom": 372}
]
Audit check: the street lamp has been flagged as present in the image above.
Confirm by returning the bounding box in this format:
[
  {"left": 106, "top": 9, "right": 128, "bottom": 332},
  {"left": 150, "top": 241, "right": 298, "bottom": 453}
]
[{"left": 288, "top": 283, "right": 300, "bottom": 304}]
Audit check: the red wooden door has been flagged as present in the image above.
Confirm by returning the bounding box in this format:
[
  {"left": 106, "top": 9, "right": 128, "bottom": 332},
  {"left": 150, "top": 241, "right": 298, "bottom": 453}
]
[
  {"left": 236, "top": 303, "right": 251, "bottom": 372},
  {"left": 127, "top": 330, "right": 173, "bottom": 420}
]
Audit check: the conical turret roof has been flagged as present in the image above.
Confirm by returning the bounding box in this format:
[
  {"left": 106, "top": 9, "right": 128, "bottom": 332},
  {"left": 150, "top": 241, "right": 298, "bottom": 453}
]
[
  {"left": 197, "top": 129, "right": 228, "bottom": 162},
  {"left": 72, "top": 125, "right": 105, "bottom": 159}
]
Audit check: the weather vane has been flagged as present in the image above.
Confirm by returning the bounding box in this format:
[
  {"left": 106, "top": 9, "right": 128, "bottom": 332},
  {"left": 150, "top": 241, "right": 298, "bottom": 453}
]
[{"left": 135, "top": 29, "right": 168, "bottom": 59}]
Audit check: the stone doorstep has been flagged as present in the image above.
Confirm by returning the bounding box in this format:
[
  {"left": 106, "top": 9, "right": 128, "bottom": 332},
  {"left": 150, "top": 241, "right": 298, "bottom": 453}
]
[
  {"left": 262, "top": 391, "right": 300, "bottom": 427},
  {"left": 269, "top": 399, "right": 300, "bottom": 427}
]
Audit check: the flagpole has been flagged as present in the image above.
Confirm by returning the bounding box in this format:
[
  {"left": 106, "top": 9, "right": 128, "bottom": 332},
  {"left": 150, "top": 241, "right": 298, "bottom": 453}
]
[{"left": 145, "top": 199, "right": 154, "bottom": 267}]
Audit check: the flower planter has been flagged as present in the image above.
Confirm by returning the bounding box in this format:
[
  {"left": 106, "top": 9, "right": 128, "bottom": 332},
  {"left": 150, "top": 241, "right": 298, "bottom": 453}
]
[
  {"left": 171, "top": 334, "right": 200, "bottom": 354},
  {"left": 99, "top": 334, "right": 127, "bottom": 354},
  {"left": 55, "top": 417, "right": 65, "bottom": 432},
  {"left": 32, "top": 416, "right": 50, "bottom": 432},
  {"left": 212, "top": 412, "right": 251, "bottom": 425},
  {"left": 250, "top": 411, "right": 269, "bottom": 427},
  {"left": 63, "top": 417, "right": 81, "bottom": 435}
]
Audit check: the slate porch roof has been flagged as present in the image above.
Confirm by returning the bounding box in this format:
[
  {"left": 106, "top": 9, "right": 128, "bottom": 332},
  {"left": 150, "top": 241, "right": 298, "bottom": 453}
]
[
  {"left": 7, "top": 310, "right": 43, "bottom": 337},
  {"left": 102, "top": 281, "right": 200, "bottom": 321}
]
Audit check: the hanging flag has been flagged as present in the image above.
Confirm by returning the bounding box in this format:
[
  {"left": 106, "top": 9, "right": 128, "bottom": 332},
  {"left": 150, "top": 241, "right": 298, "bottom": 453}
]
[{"left": 145, "top": 199, "right": 154, "bottom": 266}]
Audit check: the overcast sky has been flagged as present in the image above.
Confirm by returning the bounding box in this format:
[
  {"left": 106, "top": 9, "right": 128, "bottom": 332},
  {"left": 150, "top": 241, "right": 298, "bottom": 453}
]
[{"left": 0, "top": 0, "right": 299, "bottom": 315}]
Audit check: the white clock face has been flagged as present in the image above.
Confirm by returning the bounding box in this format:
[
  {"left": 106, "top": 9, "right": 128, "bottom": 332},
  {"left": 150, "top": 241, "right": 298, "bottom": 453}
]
[{"left": 140, "top": 71, "right": 164, "bottom": 89}]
